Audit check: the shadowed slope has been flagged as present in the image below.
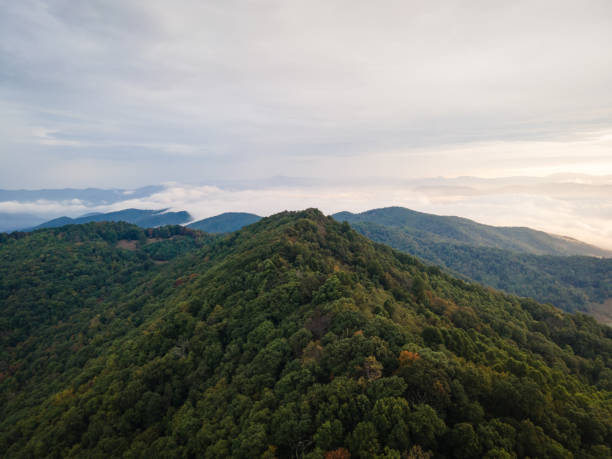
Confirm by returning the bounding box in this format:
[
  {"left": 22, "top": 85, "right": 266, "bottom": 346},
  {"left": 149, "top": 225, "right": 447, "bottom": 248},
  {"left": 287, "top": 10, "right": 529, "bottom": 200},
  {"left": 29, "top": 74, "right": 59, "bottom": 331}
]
[{"left": 187, "top": 212, "right": 261, "bottom": 233}]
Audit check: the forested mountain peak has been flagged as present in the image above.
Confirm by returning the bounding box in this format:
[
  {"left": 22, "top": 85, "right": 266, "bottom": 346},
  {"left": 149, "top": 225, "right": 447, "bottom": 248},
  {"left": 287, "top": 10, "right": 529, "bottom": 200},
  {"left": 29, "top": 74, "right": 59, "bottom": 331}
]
[{"left": 2, "top": 210, "right": 612, "bottom": 458}]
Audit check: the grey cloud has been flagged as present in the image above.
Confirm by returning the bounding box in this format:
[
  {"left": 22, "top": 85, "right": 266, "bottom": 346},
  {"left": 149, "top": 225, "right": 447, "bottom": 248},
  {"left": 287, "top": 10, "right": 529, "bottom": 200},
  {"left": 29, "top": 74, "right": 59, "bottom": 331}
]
[{"left": 2, "top": 1, "right": 612, "bottom": 186}]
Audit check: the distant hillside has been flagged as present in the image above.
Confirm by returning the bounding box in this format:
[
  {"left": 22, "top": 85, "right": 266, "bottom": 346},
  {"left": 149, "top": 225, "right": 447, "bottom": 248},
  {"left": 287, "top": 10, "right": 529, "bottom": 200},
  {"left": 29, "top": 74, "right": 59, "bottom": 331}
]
[
  {"left": 188, "top": 212, "right": 261, "bottom": 233},
  {"left": 333, "top": 207, "right": 611, "bottom": 257},
  {"left": 332, "top": 208, "right": 612, "bottom": 320},
  {"left": 32, "top": 208, "right": 192, "bottom": 230}
]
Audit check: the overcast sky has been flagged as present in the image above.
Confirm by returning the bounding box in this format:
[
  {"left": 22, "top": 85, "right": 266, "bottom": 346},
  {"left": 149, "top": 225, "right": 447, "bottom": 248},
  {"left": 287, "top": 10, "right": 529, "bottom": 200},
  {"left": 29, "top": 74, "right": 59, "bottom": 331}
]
[
  {"left": 1, "top": 1, "right": 612, "bottom": 247},
  {"left": 2, "top": 0, "right": 612, "bottom": 187}
]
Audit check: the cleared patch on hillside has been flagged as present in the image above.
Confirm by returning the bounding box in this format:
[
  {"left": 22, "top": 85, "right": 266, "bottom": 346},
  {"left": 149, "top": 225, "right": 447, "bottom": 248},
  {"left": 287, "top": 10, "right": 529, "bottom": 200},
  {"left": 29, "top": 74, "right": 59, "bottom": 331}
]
[{"left": 116, "top": 239, "right": 138, "bottom": 250}]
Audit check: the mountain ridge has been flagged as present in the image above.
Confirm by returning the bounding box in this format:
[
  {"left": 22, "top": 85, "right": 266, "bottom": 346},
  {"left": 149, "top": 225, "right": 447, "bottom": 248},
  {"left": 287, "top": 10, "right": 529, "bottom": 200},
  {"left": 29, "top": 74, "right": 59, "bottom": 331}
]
[
  {"left": 31, "top": 208, "right": 192, "bottom": 230},
  {"left": 332, "top": 207, "right": 612, "bottom": 320},
  {"left": 333, "top": 207, "right": 611, "bottom": 257}
]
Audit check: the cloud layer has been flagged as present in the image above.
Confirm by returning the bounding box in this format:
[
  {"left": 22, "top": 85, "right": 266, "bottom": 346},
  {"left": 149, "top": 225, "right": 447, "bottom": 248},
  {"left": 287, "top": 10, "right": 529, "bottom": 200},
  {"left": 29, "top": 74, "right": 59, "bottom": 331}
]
[{"left": 2, "top": 1, "right": 612, "bottom": 187}]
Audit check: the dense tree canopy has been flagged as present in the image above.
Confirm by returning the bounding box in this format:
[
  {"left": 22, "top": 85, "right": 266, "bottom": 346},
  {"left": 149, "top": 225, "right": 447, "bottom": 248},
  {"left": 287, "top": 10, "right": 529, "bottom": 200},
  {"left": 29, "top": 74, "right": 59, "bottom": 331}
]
[
  {"left": 341, "top": 220, "right": 612, "bottom": 320},
  {"left": 1, "top": 211, "right": 612, "bottom": 458}
]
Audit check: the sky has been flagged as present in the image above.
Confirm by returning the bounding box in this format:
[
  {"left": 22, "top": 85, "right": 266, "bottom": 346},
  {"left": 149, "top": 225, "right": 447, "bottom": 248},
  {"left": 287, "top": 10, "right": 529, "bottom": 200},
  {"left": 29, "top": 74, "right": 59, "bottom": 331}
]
[{"left": 1, "top": 1, "right": 612, "bottom": 247}]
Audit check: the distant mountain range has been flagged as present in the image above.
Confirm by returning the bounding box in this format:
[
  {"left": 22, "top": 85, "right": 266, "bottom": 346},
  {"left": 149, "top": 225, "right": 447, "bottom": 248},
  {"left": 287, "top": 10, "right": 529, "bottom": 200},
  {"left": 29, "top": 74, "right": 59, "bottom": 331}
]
[
  {"left": 32, "top": 208, "right": 192, "bottom": 230},
  {"left": 0, "top": 186, "right": 166, "bottom": 232},
  {"left": 29, "top": 205, "right": 603, "bottom": 258},
  {"left": 26, "top": 210, "right": 261, "bottom": 233}
]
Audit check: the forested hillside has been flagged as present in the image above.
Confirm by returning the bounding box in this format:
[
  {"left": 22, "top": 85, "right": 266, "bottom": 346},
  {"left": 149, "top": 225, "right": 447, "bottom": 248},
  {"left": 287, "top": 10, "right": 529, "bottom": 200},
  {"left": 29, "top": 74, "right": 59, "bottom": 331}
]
[
  {"left": 2, "top": 211, "right": 612, "bottom": 458},
  {"left": 334, "top": 211, "right": 612, "bottom": 321},
  {"left": 333, "top": 207, "right": 612, "bottom": 257},
  {"left": 0, "top": 223, "right": 212, "bottom": 419}
]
